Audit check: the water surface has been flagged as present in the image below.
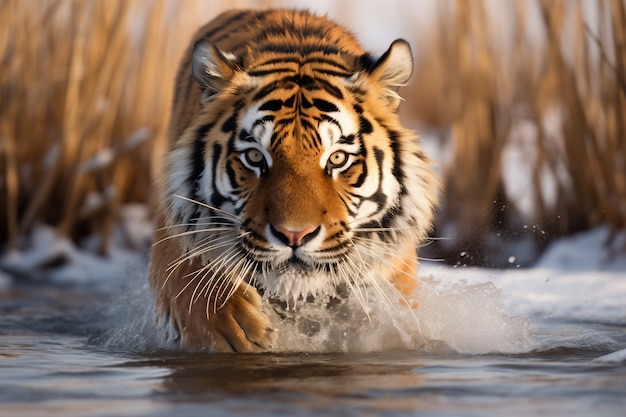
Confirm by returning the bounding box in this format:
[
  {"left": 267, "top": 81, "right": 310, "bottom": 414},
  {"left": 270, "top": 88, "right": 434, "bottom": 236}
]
[{"left": 1, "top": 278, "right": 625, "bottom": 417}]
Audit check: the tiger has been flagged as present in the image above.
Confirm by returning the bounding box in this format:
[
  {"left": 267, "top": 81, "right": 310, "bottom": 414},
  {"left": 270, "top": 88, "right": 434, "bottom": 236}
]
[{"left": 149, "top": 9, "right": 439, "bottom": 352}]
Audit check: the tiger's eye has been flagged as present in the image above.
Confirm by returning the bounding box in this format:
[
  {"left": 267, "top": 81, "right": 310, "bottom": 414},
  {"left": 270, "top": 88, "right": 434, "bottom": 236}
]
[
  {"left": 244, "top": 148, "right": 265, "bottom": 166},
  {"left": 328, "top": 150, "right": 348, "bottom": 168}
]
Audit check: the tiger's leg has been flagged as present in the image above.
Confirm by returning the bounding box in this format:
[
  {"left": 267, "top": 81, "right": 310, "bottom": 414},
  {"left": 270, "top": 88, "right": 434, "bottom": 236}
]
[
  {"left": 387, "top": 244, "right": 420, "bottom": 308},
  {"left": 149, "top": 228, "right": 276, "bottom": 352}
]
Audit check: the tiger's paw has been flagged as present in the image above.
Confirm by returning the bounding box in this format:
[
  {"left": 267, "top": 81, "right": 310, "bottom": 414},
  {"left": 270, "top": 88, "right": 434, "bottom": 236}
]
[{"left": 179, "top": 283, "right": 276, "bottom": 353}]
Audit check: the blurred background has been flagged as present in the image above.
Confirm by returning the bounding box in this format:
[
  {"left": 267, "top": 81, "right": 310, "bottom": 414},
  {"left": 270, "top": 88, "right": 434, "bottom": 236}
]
[{"left": 1, "top": 0, "right": 624, "bottom": 268}]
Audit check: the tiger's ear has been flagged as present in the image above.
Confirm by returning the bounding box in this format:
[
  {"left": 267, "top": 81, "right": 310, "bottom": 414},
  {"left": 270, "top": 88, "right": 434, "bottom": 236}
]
[
  {"left": 360, "top": 39, "right": 414, "bottom": 109},
  {"left": 192, "top": 39, "right": 239, "bottom": 101}
]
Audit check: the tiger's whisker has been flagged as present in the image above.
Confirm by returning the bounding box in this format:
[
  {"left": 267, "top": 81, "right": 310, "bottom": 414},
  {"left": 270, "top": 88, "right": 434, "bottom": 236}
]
[
  {"left": 154, "top": 219, "right": 239, "bottom": 232},
  {"left": 166, "top": 236, "right": 237, "bottom": 273},
  {"left": 172, "top": 194, "right": 241, "bottom": 222},
  {"left": 153, "top": 226, "right": 240, "bottom": 247}
]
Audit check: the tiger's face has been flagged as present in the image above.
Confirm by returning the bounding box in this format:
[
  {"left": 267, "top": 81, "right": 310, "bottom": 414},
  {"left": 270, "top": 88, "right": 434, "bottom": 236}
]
[{"left": 163, "top": 39, "right": 437, "bottom": 302}]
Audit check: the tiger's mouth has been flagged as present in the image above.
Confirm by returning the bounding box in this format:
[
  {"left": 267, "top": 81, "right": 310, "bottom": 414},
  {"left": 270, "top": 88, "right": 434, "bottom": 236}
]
[
  {"left": 278, "top": 255, "right": 340, "bottom": 274},
  {"left": 284, "top": 255, "right": 313, "bottom": 270},
  {"left": 248, "top": 249, "right": 348, "bottom": 300}
]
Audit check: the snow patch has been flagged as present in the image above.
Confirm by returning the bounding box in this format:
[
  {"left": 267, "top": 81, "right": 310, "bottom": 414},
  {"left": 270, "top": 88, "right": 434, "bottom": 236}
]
[
  {"left": 423, "top": 226, "right": 626, "bottom": 319},
  {"left": 594, "top": 348, "right": 626, "bottom": 363},
  {"left": 0, "top": 206, "right": 151, "bottom": 286}
]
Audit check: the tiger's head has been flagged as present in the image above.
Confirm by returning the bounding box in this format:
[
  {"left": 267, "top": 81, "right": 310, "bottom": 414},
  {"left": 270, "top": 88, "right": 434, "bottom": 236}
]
[{"left": 161, "top": 36, "right": 438, "bottom": 303}]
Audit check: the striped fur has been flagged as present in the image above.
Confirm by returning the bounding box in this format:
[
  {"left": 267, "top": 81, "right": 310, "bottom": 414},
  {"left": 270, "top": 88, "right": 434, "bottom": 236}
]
[{"left": 149, "top": 9, "right": 439, "bottom": 352}]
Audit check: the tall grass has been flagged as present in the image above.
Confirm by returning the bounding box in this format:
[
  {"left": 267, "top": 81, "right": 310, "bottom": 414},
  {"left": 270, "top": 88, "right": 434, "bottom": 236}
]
[
  {"left": 1, "top": 0, "right": 624, "bottom": 264},
  {"left": 407, "top": 0, "right": 626, "bottom": 265},
  {"left": 0, "top": 0, "right": 210, "bottom": 253}
]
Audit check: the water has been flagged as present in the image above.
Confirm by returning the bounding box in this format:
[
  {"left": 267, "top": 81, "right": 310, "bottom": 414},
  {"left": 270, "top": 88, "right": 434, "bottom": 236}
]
[{"left": 1, "top": 274, "right": 625, "bottom": 417}]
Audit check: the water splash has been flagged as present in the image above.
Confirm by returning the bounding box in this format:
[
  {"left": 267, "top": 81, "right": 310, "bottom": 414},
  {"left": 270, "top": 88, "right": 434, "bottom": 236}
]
[
  {"left": 267, "top": 275, "right": 537, "bottom": 354},
  {"left": 91, "top": 276, "right": 171, "bottom": 352},
  {"left": 415, "top": 276, "right": 538, "bottom": 354},
  {"left": 94, "top": 271, "right": 537, "bottom": 355}
]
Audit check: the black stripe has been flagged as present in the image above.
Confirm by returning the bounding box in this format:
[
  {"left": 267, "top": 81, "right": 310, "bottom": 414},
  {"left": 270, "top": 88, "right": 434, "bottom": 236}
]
[
  {"left": 372, "top": 147, "right": 388, "bottom": 209},
  {"left": 312, "top": 130, "right": 324, "bottom": 149},
  {"left": 337, "top": 192, "right": 357, "bottom": 217},
  {"left": 315, "top": 69, "right": 354, "bottom": 78},
  {"left": 286, "top": 74, "right": 317, "bottom": 89},
  {"left": 252, "top": 115, "right": 275, "bottom": 128},
  {"left": 346, "top": 84, "right": 367, "bottom": 97},
  {"left": 313, "top": 98, "right": 338, "bottom": 113},
  {"left": 318, "top": 242, "right": 349, "bottom": 254},
  {"left": 351, "top": 160, "right": 368, "bottom": 188},
  {"left": 270, "top": 129, "right": 288, "bottom": 150},
  {"left": 359, "top": 116, "right": 373, "bottom": 135},
  {"left": 238, "top": 129, "right": 253, "bottom": 142},
  {"left": 354, "top": 104, "right": 373, "bottom": 134},
  {"left": 274, "top": 117, "right": 295, "bottom": 127},
  {"left": 259, "top": 99, "right": 284, "bottom": 111},
  {"left": 226, "top": 161, "right": 238, "bottom": 190},
  {"left": 301, "top": 131, "right": 318, "bottom": 151},
  {"left": 299, "top": 118, "right": 316, "bottom": 132},
  {"left": 258, "top": 43, "right": 340, "bottom": 55},
  {"left": 315, "top": 78, "right": 344, "bottom": 99},
  {"left": 253, "top": 81, "right": 286, "bottom": 101},
  {"left": 256, "top": 56, "right": 302, "bottom": 67},
  {"left": 195, "top": 122, "right": 214, "bottom": 138},
  {"left": 359, "top": 53, "right": 377, "bottom": 72},
  {"left": 221, "top": 100, "right": 245, "bottom": 133},
  {"left": 380, "top": 205, "right": 400, "bottom": 231},
  {"left": 354, "top": 221, "right": 391, "bottom": 242},
  {"left": 302, "top": 57, "right": 350, "bottom": 71},
  {"left": 339, "top": 134, "right": 356, "bottom": 145},
  {"left": 241, "top": 229, "right": 267, "bottom": 247},
  {"left": 323, "top": 229, "right": 345, "bottom": 243},
  {"left": 301, "top": 95, "right": 314, "bottom": 108},
  {"left": 248, "top": 68, "right": 295, "bottom": 77},
  {"left": 190, "top": 123, "right": 213, "bottom": 196},
  {"left": 388, "top": 129, "right": 405, "bottom": 192},
  {"left": 209, "top": 143, "right": 227, "bottom": 207},
  {"left": 187, "top": 209, "right": 202, "bottom": 232},
  {"left": 284, "top": 95, "right": 296, "bottom": 108},
  {"left": 221, "top": 113, "right": 237, "bottom": 133}
]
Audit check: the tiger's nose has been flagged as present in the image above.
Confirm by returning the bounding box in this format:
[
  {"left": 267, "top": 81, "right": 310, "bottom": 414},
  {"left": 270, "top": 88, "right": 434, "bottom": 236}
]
[{"left": 270, "top": 225, "right": 320, "bottom": 248}]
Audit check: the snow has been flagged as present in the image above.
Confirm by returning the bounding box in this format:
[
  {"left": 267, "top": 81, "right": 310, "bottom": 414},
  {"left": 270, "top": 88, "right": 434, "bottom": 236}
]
[
  {"left": 420, "top": 226, "right": 626, "bottom": 325},
  {"left": 0, "top": 205, "right": 151, "bottom": 286},
  {"left": 594, "top": 348, "right": 626, "bottom": 363}
]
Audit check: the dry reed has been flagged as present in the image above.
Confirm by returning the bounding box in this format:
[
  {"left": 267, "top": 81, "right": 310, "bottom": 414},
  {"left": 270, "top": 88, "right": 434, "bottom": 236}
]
[
  {"left": 0, "top": 0, "right": 212, "bottom": 253},
  {"left": 0, "top": 0, "right": 624, "bottom": 266},
  {"left": 408, "top": 0, "right": 626, "bottom": 265}
]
